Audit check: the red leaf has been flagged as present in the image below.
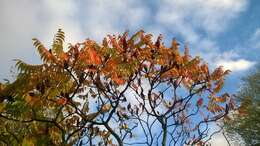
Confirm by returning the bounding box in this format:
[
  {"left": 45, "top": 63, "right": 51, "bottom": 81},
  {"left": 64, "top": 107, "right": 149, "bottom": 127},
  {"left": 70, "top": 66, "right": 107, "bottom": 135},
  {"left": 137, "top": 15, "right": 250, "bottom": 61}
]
[
  {"left": 132, "top": 83, "right": 138, "bottom": 90},
  {"left": 197, "top": 98, "right": 203, "bottom": 106},
  {"left": 57, "top": 98, "right": 68, "bottom": 105}
]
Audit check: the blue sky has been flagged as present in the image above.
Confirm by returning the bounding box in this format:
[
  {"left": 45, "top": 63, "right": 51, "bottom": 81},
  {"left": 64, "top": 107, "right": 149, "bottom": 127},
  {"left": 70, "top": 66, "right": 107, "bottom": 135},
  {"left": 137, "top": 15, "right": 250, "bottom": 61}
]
[{"left": 0, "top": 0, "right": 259, "bottom": 145}]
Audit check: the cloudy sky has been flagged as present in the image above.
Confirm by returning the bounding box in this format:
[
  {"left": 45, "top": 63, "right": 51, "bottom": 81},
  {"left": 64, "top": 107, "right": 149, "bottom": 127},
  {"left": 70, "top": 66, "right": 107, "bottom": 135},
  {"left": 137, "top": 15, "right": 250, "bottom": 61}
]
[{"left": 0, "top": 0, "right": 259, "bottom": 145}]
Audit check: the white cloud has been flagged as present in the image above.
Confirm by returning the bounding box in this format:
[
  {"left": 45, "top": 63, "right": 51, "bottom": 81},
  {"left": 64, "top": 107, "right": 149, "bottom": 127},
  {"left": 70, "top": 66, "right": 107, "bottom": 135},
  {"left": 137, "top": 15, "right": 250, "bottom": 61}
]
[
  {"left": 207, "top": 123, "right": 237, "bottom": 146},
  {"left": 39, "top": 0, "right": 85, "bottom": 44},
  {"left": 213, "top": 50, "right": 255, "bottom": 72},
  {"left": 82, "top": 0, "right": 149, "bottom": 41},
  {"left": 0, "top": 0, "right": 43, "bottom": 79},
  {"left": 197, "top": 0, "right": 247, "bottom": 34},
  {"left": 154, "top": 0, "right": 251, "bottom": 72},
  {"left": 156, "top": 0, "right": 248, "bottom": 39},
  {"left": 0, "top": 0, "right": 85, "bottom": 80},
  {"left": 210, "top": 132, "right": 229, "bottom": 146},
  {"left": 216, "top": 59, "right": 255, "bottom": 72}
]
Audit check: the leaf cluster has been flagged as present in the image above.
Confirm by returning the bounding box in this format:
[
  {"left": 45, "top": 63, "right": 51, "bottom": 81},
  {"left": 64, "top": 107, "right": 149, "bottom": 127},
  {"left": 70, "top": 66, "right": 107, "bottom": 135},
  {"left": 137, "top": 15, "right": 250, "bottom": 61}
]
[{"left": 0, "top": 30, "right": 233, "bottom": 146}]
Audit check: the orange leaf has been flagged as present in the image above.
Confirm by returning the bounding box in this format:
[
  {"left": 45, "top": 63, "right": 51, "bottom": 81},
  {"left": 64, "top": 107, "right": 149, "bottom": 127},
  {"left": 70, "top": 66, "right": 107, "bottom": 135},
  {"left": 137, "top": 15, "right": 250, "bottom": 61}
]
[
  {"left": 88, "top": 49, "right": 101, "bottom": 65},
  {"left": 213, "top": 96, "right": 226, "bottom": 103},
  {"left": 208, "top": 103, "right": 224, "bottom": 113},
  {"left": 60, "top": 52, "right": 69, "bottom": 61},
  {"left": 213, "top": 79, "right": 224, "bottom": 93},
  {"left": 112, "top": 75, "right": 125, "bottom": 85},
  {"left": 107, "top": 59, "right": 117, "bottom": 69},
  {"left": 114, "top": 78, "right": 125, "bottom": 85},
  {"left": 25, "top": 95, "right": 32, "bottom": 103}
]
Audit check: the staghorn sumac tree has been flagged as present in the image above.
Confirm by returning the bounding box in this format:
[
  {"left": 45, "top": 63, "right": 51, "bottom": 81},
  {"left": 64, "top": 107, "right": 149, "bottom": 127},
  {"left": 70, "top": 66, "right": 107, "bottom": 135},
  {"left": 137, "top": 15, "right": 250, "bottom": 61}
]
[{"left": 0, "top": 29, "right": 234, "bottom": 146}]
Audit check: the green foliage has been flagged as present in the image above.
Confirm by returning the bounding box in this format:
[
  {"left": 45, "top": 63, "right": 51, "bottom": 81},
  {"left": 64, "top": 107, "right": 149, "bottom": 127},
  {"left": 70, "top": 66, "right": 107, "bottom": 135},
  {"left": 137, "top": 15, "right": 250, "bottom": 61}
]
[
  {"left": 52, "top": 29, "right": 65, "bottom": 56},
  {"left": 15, "top": 59, "right": 44, "bottom": 73},
  {"left": 225, "top": 64, "right": 260, "bottom": 146}
]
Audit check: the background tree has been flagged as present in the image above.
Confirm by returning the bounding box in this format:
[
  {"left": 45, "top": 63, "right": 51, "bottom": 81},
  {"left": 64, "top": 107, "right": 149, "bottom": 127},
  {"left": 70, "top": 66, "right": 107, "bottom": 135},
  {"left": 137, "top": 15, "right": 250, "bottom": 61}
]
[
  {"left": 0, "top": 29, "right": 234, "bottom": 146},
  {"left": 224, "top": 64, "right": 260, "bottom": 146}
]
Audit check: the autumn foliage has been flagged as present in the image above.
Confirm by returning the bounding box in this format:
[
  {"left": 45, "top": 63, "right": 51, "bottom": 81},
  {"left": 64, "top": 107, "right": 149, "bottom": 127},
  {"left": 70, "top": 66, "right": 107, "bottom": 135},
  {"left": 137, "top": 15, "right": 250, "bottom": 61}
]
[{"left": 0, "top": 29, "right": 234, "bottom": 145}]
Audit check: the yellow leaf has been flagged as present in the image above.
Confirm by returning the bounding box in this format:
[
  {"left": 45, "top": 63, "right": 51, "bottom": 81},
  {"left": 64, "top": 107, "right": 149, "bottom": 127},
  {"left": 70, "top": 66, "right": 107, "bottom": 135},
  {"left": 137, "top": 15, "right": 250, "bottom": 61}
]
[
  {"left": 25, "top": 94, "right": 40, "bottom": 106},
  {"left": 25, "top": 95, "right": 32, "bottom": 103},
  {"left": 163, "top": 100, "right": 171, "bottom": 108},
  {"left": 121, "top": 123, "right": 128, "bottom": 129},
  {"left": 0, "top": 103, "right": 5, "bottom": 112},
  {"left": 22, "top": 137, "right": 35, "bottom": 146},
  {"left": 101, "top": 104, "right": 111, "bottom": 113},
  {"left": 82, "top": 112, "right": 99, "bottom": 121},
  {"left": 107, "top": 139, "right": 113, "bottom": 144}
]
